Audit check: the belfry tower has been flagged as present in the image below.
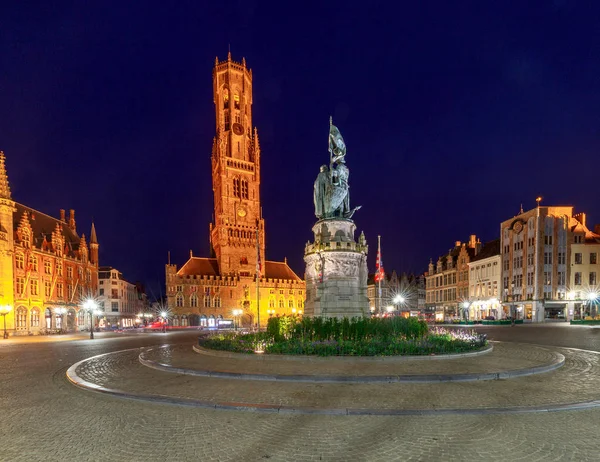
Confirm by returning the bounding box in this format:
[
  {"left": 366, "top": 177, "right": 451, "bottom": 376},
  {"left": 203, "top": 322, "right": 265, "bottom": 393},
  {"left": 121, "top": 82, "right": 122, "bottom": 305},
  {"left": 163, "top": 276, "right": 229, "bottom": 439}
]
[{"left": 209, "top": 53, "right": 265, "bottom": 276}]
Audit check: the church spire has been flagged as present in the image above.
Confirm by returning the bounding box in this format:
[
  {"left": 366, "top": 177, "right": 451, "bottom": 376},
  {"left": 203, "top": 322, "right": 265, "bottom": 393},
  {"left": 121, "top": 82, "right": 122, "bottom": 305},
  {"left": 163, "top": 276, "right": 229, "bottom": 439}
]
[
  {"left": 90, "top": 222, "right": 98, "bottom": 245},
  {"left": 0, "top": 151, "right": 11, "bottom": 200}
]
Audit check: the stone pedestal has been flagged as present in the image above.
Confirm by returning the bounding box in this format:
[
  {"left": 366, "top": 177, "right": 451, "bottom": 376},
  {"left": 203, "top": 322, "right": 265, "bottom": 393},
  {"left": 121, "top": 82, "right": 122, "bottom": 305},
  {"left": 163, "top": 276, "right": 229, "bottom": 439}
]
[{"left": 304, "top": 219, "right": 369, "bottom": 319}]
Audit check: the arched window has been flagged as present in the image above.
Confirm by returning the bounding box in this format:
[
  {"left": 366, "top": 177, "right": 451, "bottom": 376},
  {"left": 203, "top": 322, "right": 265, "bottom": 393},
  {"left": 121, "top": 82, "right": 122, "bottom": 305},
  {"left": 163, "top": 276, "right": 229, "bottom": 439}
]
[
  {"left": 288, "top": 299, "right": 294, "bottom": 309},
  {"left": 241, "top": 180, "right": 249, "bottom": 199},
  {"left": 181, "top": 315, "right": 189, "bottom": 327},
  {"left": 279, "top": 299, "right": 284, "bottom": 309},
  {"left": 215, "top": 297, "right": 221, "bottom": 308},
  {"left": 200, "top": 315, "right": 207, "bottom": 327},
  {"left": 16, "top": 306, "right": 27, "bottom": 329},
  {"left": 298, "top": 299, "right": 303, "bottom": 309},
  {"left": 176, "top": 295, "right": 183, "bottom": 307},
  {"left": 224, "top": 112, "right": 230, "bottom": 131},
  {"left": 30, "top": 308, "right": 40, "bottom": 328},
  {"left": 269, "top": 298, "right": 275, "bottom": 308},
  {"left": 15, "top": 253, "right": 24, "bottom": 269},
  {"left": 204, "top": 296, "right": 210, "bottom": 308},
  {"left": 172, "top": 316, "right": 180, "bottom": 327},
  {"left": 233, "top": 178, "right": 241, "bottom": 198},
  {"left": 22, "top": 229, "right": 31, "bottom": 248},
  {"left": 190, "top": 295, "right": 198, "bottom": 308},
  {"left": 223, "top": 89, "right": 229, "bottom": 109}
]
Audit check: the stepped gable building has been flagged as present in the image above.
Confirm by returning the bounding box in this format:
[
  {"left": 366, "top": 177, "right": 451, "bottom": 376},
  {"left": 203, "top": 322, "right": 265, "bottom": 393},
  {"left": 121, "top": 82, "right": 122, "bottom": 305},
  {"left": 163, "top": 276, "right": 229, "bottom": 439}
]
[
  {"left": 0, "top": 152, "right": 99, "bottom": 335},
  {"left": 166, "top": 53, "right": 304, "bottom": 328},
  {"left": 425, "top": 235, "right": 480, "bottom": 322}
]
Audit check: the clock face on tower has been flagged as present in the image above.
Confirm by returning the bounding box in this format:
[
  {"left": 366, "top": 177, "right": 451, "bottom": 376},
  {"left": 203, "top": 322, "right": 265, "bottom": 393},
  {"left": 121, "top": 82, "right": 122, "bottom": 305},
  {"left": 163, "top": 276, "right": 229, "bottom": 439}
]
[
  {"left": 237, "top": 206, "right": 247, "bottom": 217},
  {"left": 513, "top": 221, "right": 523, "bottom": 234},
  {"left": 232, "top": 123, "right": 244, "bottom": 135}
]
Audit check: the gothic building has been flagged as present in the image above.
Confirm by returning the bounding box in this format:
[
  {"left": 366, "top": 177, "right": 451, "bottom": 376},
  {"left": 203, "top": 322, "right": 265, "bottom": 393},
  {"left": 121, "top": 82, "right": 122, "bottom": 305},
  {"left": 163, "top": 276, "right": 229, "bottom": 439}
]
[
  {"left": 0, "top": 152, "right": 99, "bottom": 335},
  {"left": 166, "top": 53, "right": 304, "bottom": 327}
]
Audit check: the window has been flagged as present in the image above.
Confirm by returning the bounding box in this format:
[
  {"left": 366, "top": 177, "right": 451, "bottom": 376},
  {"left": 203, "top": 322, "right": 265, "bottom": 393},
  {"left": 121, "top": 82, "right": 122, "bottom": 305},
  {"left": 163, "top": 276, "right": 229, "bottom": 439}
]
[
  {"left": 240, "top": 257, "right": 248, "bottom": 265},
  {"left": 279, "top": 289, "right": 284, "bottom": 294},
  {"left": 241, "top": 180, "right": 249, "bottom": 199},
  {"left": 527, "top": 272, "right": 534, "bottom": 286},
  {"left": 57, "top": 283, "right": 64, "bottom": 298},
  {"left": 30, "top": 256, "right": 38, "bottom": 272},
  {"left": 543, "top": 272, "right": 551, "bottom": 286},
  {"left": 44, "top": 260, "right": 52, "bottom": 274},
  {"left": 57, "top": 262, "right": 63, "bottom": 276},
  {"left": 111, "top": 289, "right": 118, "bottom": 298},
  {"left": 591, "top": 272, "right": 597, "bottom": 286},
  {"left": 558, "top": 272, "right": 565, "bottom": 286},
  {"left": 111, "top": 302, "right": 119, "bottom": 312},
  {"left": 544, "top": 235, "right": 553, "bottom": 245},
  {"left": 30, "top": 279, "right": 39, "bottom": 296},
  {"left": 15, "top": 254, "right": 24, "bottom": 269},
  {"left": 233, "top": 178, "right": 240, "bottom": 198},
  {"left": 223, "top": 89, "right": 229, "bottom": 108},
  {"left": 591, "top": 253, "right": 598, "bottom": 265},
  {"left": 269, "top": 299, "right": 275, "bottom": 308},
  {"left": 298, "top": 290, "right": 303, "bottom": 295},
  {"left": 558, "top": 252, "right": 566, "bottom": 265},
  {"left": 544, "top": 252, "right": 552, "bottom": 265},
  {"left": 279, "top": 299, "right": 284, "bottom": 308},
  {"left": 99, "top": 288, "right": 104, "bottom": 296},
  {"left": 190, "top": 295, "right": 198, "bottom": 308},
  {"left": 574, "top": 235, "right": 583, "bottom": 244},
  {"left": 234, "top": 94, "right": 240, "bottom": 110},
  {"left": 288, "top": 300, "right": 294, "bottom": 308},
  {"left": 176, "top": 285, "right": 183, "bottom": 292},
  {"left": 176, "top": 295, "right": 183, "bottom": 307},
  {"left": 30, "top": 308, "right": 40, "bottom": 328},
  {"left": 575, "top": 253, "right": 582, "bottom": 264},
  {"left": 527, "top": 253, "right": 534, "bottom": 266},
  {"left": 67, "top": 266, "right": 73, "bottom": 279},
  {"left": 16, "top": 307, "right": 27, "bottom": 329},
  {"left": 575, "top": 272, "right": 582, "bottom": 286},
  {"left": 44, "top": 281, "right": 51, "bottom": 297},
  {"left": 16, "top": 277, "right": 24, "bottom": 295},
  {"left": 204, "top": 296, "right": 210, "bottom": 307}
]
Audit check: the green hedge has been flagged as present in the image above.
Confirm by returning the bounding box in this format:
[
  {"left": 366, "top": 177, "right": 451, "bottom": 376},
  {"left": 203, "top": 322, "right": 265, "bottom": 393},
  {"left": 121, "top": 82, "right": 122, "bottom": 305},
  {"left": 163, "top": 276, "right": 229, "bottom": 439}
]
[
  {"left": 267, "top": 315, "right": 428, "bottom": 342},
  {"left": 570, "top": 320, "right": 600, "bottom": 325}
]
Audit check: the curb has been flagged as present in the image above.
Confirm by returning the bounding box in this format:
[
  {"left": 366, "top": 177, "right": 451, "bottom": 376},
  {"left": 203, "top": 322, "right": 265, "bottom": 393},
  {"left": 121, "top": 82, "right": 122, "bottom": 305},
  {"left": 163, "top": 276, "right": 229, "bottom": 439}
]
[
  {"left": 192, "top": 343, "right": 494, "bottom": 362},
  {"left": 139, "top": 344, "right": 563, "bottom": 384},
  {"left": 67, "top": 347, "right": 597, "bottom": 416}
]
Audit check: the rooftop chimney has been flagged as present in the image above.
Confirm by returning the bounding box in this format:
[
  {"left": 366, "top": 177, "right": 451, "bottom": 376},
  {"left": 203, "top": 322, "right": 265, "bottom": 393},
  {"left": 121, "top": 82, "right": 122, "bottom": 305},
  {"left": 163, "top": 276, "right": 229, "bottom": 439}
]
[
  {"left": 455, "top": 241, "right": 461, "bottom": 247},
  {"left": 60, "top": 209, "right": 66, "bottom": 223},
  {"left": 68, "top": 209, "right": 76, "bottom": 232},
  {"left": 475, "top": 239, "right": 482, "bottom": 256},
  {"left": 469, "top": 234, "right": 477, "bottom": 249},
  {"left": 594, "top": 224, "right": 600, "bottom": 236},
  {"left": 574, "top": 212, "right": 587, "bottom": 228}
]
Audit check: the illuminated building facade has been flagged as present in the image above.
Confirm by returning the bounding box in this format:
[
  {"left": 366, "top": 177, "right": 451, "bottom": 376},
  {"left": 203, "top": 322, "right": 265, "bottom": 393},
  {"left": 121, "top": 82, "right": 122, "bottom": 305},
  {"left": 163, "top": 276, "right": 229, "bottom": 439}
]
[
  {"left": 467, "top": 239, "right": 502, "bottom": 320},
  {"left": 97, "top": 267, "right": 145, "bottom": 327},
  {"left": 500, "top": 205, "right": 600, "bottom": 322},
  {"left": 425, "top": 235, "right": 479, "bottom": 322},
  {"left": 0, "top": 152, "right": 99, "bottom": 335},
  {"left": 166, "top": 53, "right": 304, "bottom": 327}
]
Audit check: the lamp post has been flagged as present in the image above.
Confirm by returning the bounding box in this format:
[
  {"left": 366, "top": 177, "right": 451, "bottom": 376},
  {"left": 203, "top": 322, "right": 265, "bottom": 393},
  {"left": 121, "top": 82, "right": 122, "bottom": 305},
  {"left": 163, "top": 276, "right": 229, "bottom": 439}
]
[
  {"left": 83, "top": 299, "right": 98, "bottom": 339},
  {"left": 385, "top": 305, "right": 394, "bottom": 316},
  {"left": 267, "top": 309, "right": 275, "bottom": 318},
  {"left": 393, "top": 295, "right": 405, "bottom": 316},
  {"left": 0, "top": 305, "right": 12, "bottom": 339},
  {"left": 232, "top": 309, "right": 242, "bottom": 330},
  {"left": 462, "top": 301, "right": 470, "bottom": 322},
  {"left": 160, "top": 311, "right": 168, "bottom": 333}
]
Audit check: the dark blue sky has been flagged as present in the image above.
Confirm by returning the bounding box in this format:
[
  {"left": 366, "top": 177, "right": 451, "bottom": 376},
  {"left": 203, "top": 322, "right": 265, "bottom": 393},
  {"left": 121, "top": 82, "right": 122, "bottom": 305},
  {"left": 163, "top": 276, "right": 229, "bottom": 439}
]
[{"left": 2, "top": 1, "right": 599, "bottom": 295}]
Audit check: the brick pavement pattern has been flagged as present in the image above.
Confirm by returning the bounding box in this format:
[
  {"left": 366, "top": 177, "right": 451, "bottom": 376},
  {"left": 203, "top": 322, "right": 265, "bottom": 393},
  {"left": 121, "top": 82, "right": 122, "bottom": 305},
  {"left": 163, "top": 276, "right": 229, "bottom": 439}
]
[{"left": 2, "top": 326, "right": 600, "bottom": 461}]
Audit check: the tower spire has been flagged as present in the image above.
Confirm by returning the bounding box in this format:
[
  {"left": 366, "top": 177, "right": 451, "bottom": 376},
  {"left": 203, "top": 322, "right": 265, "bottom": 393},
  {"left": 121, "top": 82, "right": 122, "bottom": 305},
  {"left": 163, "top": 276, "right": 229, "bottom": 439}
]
[
  {"left": 0, "top": 151, "right": 12, "bottom": 200},
  {"left": 90, "top": 222, "right": 98, "bottom": 244}
]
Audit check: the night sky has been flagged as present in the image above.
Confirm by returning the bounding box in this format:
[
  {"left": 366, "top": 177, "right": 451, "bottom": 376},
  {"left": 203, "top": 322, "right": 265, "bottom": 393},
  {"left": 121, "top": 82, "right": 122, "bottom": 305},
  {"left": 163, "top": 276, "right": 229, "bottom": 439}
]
[{"left": 2, "top": 1, "right": 600, "bottom": 296}]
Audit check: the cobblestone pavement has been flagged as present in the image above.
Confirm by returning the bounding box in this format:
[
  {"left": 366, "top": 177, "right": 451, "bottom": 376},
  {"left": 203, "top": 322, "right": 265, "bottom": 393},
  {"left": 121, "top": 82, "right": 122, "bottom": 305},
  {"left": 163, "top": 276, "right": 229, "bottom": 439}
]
[
  {"left": 143, "top": 342, "right": 557, "bottom": 377},
  {"left": 2, "top": 325, "right": 600, "bottom": 461}
]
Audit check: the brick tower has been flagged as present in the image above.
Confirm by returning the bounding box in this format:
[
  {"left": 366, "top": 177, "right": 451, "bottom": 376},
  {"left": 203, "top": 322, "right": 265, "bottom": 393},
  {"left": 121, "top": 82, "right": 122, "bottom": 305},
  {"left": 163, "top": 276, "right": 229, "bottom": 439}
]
[{"left": 209, "top": 52, "right": 265, "bottom": 276}]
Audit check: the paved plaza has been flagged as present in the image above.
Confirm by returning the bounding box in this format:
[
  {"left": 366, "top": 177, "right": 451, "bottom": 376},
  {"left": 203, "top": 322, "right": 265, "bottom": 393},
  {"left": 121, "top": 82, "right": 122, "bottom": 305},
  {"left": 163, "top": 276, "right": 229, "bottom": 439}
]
[{"left": 2, "top": 325, "right": 600, "bottom": 461}]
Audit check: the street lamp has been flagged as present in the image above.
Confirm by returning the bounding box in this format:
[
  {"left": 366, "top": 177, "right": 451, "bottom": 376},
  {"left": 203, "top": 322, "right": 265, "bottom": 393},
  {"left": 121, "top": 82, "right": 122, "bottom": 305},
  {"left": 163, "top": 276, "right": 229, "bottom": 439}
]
[
  {"left": 232, "top": 309, "right": 243, "bottom": 330},
  {"left": 386, "top": 305, "right": 394, "bottom": 316},
  {"left": 83, "top": 299, "right": 98, "bottom": 339},
  {"left": 267, "top": 309, "right": 275, "bottom": 317},
  {"left": 393, "top": 295, "right": 405, "bottom": 316},
  {"left": 462, "top": 301, "right": 470, "bottom": 322},
  {"left": 160, "top": 311, "right": 168, "bottom": 333},
  {"left": 0, "top": 305, "right": 12, "bottom": 339}
]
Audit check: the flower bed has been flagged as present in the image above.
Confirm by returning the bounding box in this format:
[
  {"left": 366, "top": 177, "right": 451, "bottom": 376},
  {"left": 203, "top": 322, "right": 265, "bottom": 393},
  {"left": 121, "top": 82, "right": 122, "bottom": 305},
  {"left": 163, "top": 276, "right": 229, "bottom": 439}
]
[
  {"left": 199, "top": 317, "right": 487, "bottom": 357},
  {"left": 570, "top": 320, "right": 600, "bottom": 325}
]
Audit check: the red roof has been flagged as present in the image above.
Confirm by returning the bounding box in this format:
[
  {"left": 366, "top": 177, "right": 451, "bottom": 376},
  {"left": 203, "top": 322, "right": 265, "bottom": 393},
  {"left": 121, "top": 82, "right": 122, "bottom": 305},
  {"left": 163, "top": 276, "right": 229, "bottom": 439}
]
[
  {"left": 177, "top": 258, "right": 220, "bottom": 277},
  {"left": 265, "top": 261, "right": 302, "bottom": 281}
]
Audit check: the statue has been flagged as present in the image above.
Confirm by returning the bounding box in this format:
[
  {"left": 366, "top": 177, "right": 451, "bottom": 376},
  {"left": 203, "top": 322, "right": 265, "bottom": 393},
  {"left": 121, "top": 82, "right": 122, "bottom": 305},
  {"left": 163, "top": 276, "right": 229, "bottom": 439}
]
[{"left": 313, "top": 118, "right": 361, "bottom": 220}]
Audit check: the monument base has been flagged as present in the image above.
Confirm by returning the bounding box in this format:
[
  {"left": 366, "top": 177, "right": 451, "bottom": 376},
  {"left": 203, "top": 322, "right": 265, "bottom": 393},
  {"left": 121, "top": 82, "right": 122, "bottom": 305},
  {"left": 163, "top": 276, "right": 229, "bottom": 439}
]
[{"left": 304, "top": 219, "right": 369, "bottom": 319}]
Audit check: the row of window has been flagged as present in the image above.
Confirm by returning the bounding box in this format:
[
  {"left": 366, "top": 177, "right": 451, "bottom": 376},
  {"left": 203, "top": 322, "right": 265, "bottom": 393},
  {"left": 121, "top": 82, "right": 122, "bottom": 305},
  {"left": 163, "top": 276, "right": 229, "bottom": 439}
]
[
  {"left": 574, "top": 272, "right": 597, "bottom": 286},
  {"left": 173, "top": 286, "right": 303, "bottom": 296},
  {"left": 15, "top": 278, "right": 90, "bottom": 299},
  {"left": 574, "top": 253, "right": 598, "bottom": 265},
  {"left": 15, "top": 254, "right": 91, "bottom": 280}
]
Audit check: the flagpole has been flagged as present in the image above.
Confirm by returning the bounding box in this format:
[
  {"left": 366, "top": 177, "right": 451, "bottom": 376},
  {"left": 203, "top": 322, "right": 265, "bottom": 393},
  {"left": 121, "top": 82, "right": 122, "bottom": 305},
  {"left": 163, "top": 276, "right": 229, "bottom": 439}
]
[
  {"left": 378, "top": 235, "right": 382, "bottom": 316},
  {"left": 256, "top": 226, "right": 261, "bottom": 331}
]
